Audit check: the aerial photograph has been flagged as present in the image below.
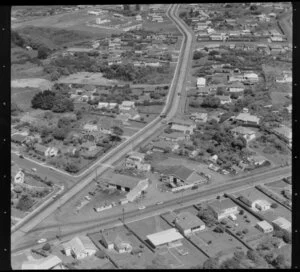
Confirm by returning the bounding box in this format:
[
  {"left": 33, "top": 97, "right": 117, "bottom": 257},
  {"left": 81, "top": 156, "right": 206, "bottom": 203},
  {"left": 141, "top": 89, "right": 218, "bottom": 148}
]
[{"left": 11, "top": 3, "right": 292, "bottom": 269}]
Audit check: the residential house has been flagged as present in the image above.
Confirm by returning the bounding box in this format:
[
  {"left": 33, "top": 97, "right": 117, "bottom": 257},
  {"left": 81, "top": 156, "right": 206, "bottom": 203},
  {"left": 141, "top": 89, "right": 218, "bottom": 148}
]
[
  {"left": 256, "top": 220, "right": 274, "bottom": 233},
  {"left": 174, "top": 211, "right": 206, "bottom": 236},
  {"left": 119, "top": 101, "right": 136, "bottom": 111},
  {"left": 83, "top": 123, "right": 98, "bottom": 132},
  {"left": 209, "top": 154, "right": 218, "bottom": 164},
  {"left": 151, "top": 140, "right": 179, "bottom": 153},
  {"left": 62, "top": 236, "right": 97, "bottom": 259},
  {"left": 243, "top": 72, "right": 259, "bottom": 83},
  {"left": 197, "top": 87, "right": 211, "bottom": 96},
  {"left": 159, "top": 131, "right": 188, "bottom": 142},
  {"left": 208, "top": 198, "right": 239, "bottom": 220},
  {"left": 272, "top": 217, "right": 291, "bottom": 232},
  {"left": 230, "top": 126, "right": 256, "bottom": 142},
  {"left": 125, "top": 151, "right": 151, "bottom": 172},
  {"left": 238, "top": 193, "right": 271, "bottom": 211},
  {"left": 34, "top": 143, "right": 49, "bottom": 157},
  {"left": 197, "top": 77, "right": 206, "bottom": 88},
  {"left": 114, "top": 235, "right": 133, "bottom": 253},
  {"left": 11, "top": 133, "right": 28, "bottom": 145},
  {"left": 97, "top": 102, "right": 118, "bottom": 109},
  {"left": 14, "top": 170, "right": 24, "bottom": 184},
  {"left": 102, "top": 230, "right": 115, "bottom": 250},
  {"left": 234, "top": 113, "right": 260, "bottom": 127},
  {"left": 248, "top": 154, "right": 266, "bottom": 166},
  {"left": 271, "top": 125, "right": 292, "bottom": 146},
  {"left": 190, "top": 112, "right": 208, "bottom": 123},
  {"left": 169, "top": 118, "right": 196, "bottom": 135},
  {"left": 208, "top": 163, "right": 220, "bottom": 172},
  {"left": 215, "top": 95, "right": 232, "bottom": 105}
]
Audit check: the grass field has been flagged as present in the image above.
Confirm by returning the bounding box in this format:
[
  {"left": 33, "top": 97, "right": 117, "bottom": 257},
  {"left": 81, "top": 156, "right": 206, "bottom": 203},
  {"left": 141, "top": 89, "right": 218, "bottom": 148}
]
[{"left": 11, "top": 87, "right": 41, "bottom": 111}]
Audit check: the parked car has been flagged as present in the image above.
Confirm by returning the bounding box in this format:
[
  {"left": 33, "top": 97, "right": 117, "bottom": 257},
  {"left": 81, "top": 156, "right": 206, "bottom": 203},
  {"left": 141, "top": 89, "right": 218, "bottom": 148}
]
[
  {"left": 31, "top": 168, "right": 37, "bottom": 172},
  {"left": 156, "top": 201, "right": 164, "bottom": 205},
  {"left": 138, "top": 206, "right": 146, "bottom": 210}
]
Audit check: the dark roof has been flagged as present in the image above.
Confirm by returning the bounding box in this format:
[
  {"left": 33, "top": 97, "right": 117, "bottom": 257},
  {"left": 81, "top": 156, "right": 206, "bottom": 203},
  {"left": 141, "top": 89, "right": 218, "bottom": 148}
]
[
  {"left": 11, "top": 134, "right": 27, "bottom": 143},
  {"left": 208, "top": 198, "right": 237, "bottom": 213},
  {"left": 163, "top": 165, "right": 194, "bottom": 181},
  {"left": 106, "top": 174, "right": 140, "bottom": 189}
]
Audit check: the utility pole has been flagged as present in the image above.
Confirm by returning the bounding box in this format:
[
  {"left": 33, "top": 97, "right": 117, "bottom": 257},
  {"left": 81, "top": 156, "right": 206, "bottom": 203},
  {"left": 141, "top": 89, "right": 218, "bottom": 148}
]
[{"left": 122, "top": 207, "right": 125, "bottom": 224}]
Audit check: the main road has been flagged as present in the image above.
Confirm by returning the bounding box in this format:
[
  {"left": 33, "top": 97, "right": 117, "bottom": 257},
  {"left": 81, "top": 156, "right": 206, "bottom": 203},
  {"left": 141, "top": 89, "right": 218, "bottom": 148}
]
[{"left": 11, "top": 3, "right": 194, "bottom": 247}]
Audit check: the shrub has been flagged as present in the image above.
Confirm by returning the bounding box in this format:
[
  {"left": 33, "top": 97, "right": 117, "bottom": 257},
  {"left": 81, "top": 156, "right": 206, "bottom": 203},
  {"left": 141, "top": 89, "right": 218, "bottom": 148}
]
[
  {"left": 42, "top": 243, "right": 51, "bottom": 251},
  {"left": 271, "top": 203, "right": 278, "bottom": 208},
  {"left": 242, "top": 228, "right": 249, "bottom": 234},
  {"left": 239, "top": 210, "right": 244, "bottom": 215}
]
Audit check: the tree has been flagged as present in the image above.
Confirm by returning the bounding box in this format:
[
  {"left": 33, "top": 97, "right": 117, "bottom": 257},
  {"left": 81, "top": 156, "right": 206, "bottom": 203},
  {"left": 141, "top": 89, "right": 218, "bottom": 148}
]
[
  {"left": 242, "top": 228, "right": 249, "bottom": 234},
  {"left": 37, "top": 45, "right": 50, "bottom": 59},
  {"left": 31, "top": 90, "right": 56, "bottom": 110},
  {"left": 42, "top": 243, "right": 51, "bottom": 251},
  {"left": 221, "top": 258, "right": 240, "bottom": 269},
  {"left": 202, "top": 257, "right": 219, "bottom": 269},
  {"left": 16, "top": 194, "right": 34, "bottom": 211},
  {"left": 65, "top": 162, "right": 80, "bottom": 173},
  {"left": 52, "top": 96, "right": 74, "bottom": 113},
  {"left": 95, "top": 250, "right": 106, "bottom": 259},
  {"left": 271, "top": 203, "right": 278, "bottom": 208},
  {"left": 53, "top": 127, "right": 68, "bottom": 140},
  {"left": 273, "top": 254, "right": 286, "bottom": 268},
  {"left": 112, "top": 126, "right": 123, "bottom": 136},
  {"left": 202, "top": 96, "right": 221, "bottom": 108},
  {"left": 193, "top": 51, "right": 204, "bottom": 60},
  {"left": 282, "top": 231, "right": 291, "bottom": 244}
]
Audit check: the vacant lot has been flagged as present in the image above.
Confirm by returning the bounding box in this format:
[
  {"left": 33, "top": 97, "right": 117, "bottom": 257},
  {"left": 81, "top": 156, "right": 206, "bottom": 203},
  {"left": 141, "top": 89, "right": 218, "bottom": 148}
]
[
  {"left": 12, "top": 87, "right": 40, "bottom": 111},
  {"left": 57, "top": 72, "right": 118, "bottom": 86},
  {"left": 11, "top": 78, "right": 52, "bottom": 89}
]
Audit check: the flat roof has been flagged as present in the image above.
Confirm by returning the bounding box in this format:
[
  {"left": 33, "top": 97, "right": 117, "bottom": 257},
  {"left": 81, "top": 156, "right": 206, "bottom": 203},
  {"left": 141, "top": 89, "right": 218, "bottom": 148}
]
[
  {"left": 147, "top": 228, "right": 183, "bottom": 247},
  {"left": 272, "top": 217, "right": 291, "bottom": 230},
  {"left": 163, "top": 165, "right": 194, "bottom": 181},
  {"left": 106, "top": 174, "right": 140, "bottom": 189},
  {"left": 256, "top": 220, "right": 273, "bottom": 229},
  {"left": 175, "top": 211, "right": 205, "bottom": 230},
  {"left": 209, "top": 198, "right": 237, "bottom": 213}
]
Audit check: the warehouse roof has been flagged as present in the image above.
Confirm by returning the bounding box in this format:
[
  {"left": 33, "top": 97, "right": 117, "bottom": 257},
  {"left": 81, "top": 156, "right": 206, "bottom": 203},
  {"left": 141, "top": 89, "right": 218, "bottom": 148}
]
[
  {"left": 147, "top": 228, "right": 183, "bottom": 247},
  {"left": 106, "top": 174, "right": 140, "bottom": 189}
]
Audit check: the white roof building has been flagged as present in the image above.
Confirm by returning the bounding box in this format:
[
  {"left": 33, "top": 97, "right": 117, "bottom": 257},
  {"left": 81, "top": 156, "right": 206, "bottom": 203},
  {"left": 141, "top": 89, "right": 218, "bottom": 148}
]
[
  {"left": 256, "top": 220, "right": 274, "bottom": 233},
  {"left": 147, "top": 228, "right": 183, "bottom": 248},
  {"left": 21, "top": 255, "right": 62, "bottom": 270},
  {"left": 272, "top": 217, "right": 291, "bottom": 232},
  {"left": 197, "top": 77, "right": 206, "bottom": 88},
  {"left": 62, "top": 236, "right": 97, "bottom": 259}
]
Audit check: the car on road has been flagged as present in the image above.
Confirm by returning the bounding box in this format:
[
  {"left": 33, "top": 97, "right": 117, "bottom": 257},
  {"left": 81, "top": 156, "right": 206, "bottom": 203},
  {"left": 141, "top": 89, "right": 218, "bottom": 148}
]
[
  {"left": 156, "top": 201, "right": 164, "bottom": 205},
  {"left": 31, "top": 168, "right": 37, "bottom": 172},
  {"left": 138, "top": 206, "right": 146, "bottom": 210},
  {"left": 37, "top": 238, "right": 47, "bottom": 244}
]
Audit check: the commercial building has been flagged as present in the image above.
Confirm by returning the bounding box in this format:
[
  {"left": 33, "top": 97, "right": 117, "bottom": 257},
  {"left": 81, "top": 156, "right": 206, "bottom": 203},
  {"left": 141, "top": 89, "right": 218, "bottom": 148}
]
[
  {"left": 208, "top": 198, "right": 239, "bottom": 220},
  {"left": 256, "top": 220, "right": 274, "bottom": 233},
  {"left": 62, "top": 236, "right": 97, "bottom": 259},
  {"left": 272, "top": 217, "right": 291, "bottom": 232},
  {"left": 146, "top": 228, "right": 184, "bottom": 248},
  {"left": 174, "top": 211, "right": 205, "bottom": 236},
  {"left": 106, "top": 174, "right": 140, "bottom": 192},
  {"left": 14, "top": 170, "right": 24, "bottom": 184},
  {"left": 126, "top": 179, "right": 149, "bottom": 202},
  {"left": 169, "top": 118, "right": 196, "bottom": 135},
  {"left": 125, "top": 151, "right": 151, "bottom": 171},
  {"left": 21, "top": 255, "right": 62, "bottom": 270}
]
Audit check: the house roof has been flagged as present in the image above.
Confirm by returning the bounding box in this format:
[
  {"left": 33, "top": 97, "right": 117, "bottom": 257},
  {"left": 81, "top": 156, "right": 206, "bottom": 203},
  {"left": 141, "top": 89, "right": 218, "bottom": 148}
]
[
  {"left": 170, "top": 118, "right": 194, "bottom": 127},
  {"left": 160, "top": 131, "right": 186, "bottom": 139},
  {"left": 102, "top": 230, "right": 115, "bottom": 245},
  {"left": 146, "top": 228, "right": 183, "bottom": 247},
  {"left": 152, "top": 140, "right": 175, "bottom": 150},
  {"left": 215, "top": 95, "right": 231, "bottom": 101},
  {"left": 175, "top": 211, "right": 205, "bottom": 230},
  {"left": 239, "top": 189, "right": 264, "bottom": 203},
  {"left": 106, "top": 174, "right": 140, "bottom": 189},
  {"left": 256, "top": 220, "right": 273, "bottom": 230},
  {"left": 63, "top": 236, "right": 96, "bottom": 256},
  {"left": 21, "top": 255, "right": 62, "bottom": 270},
  {"left": 272, "top": 217, "right": 291, "bottom": 230},
  {"left": 208, "top": 198, "right": 237, "bottom": 214},
  {"left": 235, "top": 113, "right": 260, "bottom": 123},
  {"left": 272, "top": 125, "right": 292, "bottom": 140},
  {"left": 34, "top": 143, "right": 48, "bottom": 153}
]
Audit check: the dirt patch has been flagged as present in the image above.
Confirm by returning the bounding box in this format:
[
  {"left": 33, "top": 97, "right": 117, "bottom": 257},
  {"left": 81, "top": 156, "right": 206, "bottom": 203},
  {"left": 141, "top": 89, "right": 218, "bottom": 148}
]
[
  {"left": 11, "top": 78, "right": 53, "bottom": 89},
  {"left": 57, "top": 72, "right": 118, "bottom": 86}
]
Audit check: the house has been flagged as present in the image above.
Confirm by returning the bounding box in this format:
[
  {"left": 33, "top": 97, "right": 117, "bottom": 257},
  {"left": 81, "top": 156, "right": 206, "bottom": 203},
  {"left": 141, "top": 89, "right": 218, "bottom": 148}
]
[
  {"left": 62, "top": 236, "right": 97, "bottom": 259},
  {"left": 83, "top": 124, "right": 98, "bottom": 132},
  {"left": 162, "top": 165, "right": 206, "bottom": 187},
  {"left": 136, "top": 14, "right": 142, "bottom": 21},
  {"left": 114, "top": 235, "right": 133, "bottom": 253},
  {"left": 215, "top": 95, "right": 232, "bottom": 105},
  {"left": 272, "top": 217, "right": 291, "bottom": 232},
  {"left": 125, "top": 152, "right": 151, "bottom": 172},
  {"left": 97, "top": 102, "right": 118, "bottom": 109},
  {"left": 197, "top": 87, "right": 211, "bottom": 96},
  {"left": 119, "top": 101, "right": 136, "bottom": 111},
  {"left": 14, "top": 170, "right": 24, "bottom": 184},
  {"left": 11, "top": 133, "right": 28, "bottom": 145},
  {"left": 146, "top": 228, "right": 184, "bottom": 248},
  {"left": 234, "top": 113, "right": 260, "bottom": 127},
  {"left": 248, "top": 154, "right": 266, "bottom": 166},
  {"left": 102, "top": 230, "right": 115, "bottom": 250},
  {"left": 243, "top": 72, "right": 259, "bottom": 83},
  {"left": 190, "top": 112, "right": 208, "bottom": 123},
  {"left": 21, "top": 255, "right": 62, "bottom": 270},
  {"left": 174, "top": 211, "right": 205, "bottom": 236},
  {"left": 208, "top": 163, "right": 220, "bottom": 172},
  {"left": 238, "top": 193, "right": 271, "bottom": 211},
  {"left": 169, "top": 118, "right": 196, "bottom": 135},
  {"left": 197, "top": 77, "right": 206, "bottom": 88},
  {"left": 256, "top": 220, "right": 274, "bottom": 233},
  {"left": 230, "top": 126, "right": 256, "bottom": 142},
  {"left": 271, "top": 125, "right": 292, "bottom": 146},
  {"left": 159, "top": 131, "right": 187, "bottom": 142},
  {"left": 208, "top": 198, "right": 239, "bottom": 220},
  {"left": 34, "top": 143, "right": 49, "bottom": 157},
  {"left": 151, "top": 140, "right": 179, "bottom": 153},
  {"left": 209, "top": 154, "right": 218, "bottom": 164},
  {"left": 106, "top": 174, "right": 140, "bottom": 192}
]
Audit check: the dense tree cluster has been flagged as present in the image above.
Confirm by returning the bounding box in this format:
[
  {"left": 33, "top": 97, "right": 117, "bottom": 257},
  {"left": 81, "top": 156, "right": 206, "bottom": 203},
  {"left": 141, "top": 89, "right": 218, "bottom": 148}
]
[{"left": 31, "top": 90, "right": 74, "bottom": 113}]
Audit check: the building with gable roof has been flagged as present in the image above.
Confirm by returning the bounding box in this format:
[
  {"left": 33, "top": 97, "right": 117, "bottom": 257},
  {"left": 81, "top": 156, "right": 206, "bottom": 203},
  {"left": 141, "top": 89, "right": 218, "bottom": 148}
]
[{"left": 174, "top": 211, "right": 205, "bottom": 235}]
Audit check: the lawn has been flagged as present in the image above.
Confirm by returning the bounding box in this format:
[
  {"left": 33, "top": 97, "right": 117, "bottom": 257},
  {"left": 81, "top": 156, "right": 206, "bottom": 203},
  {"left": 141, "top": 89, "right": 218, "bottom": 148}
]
[{"left": 137, "top": 105, "right": 164, "bottom": 115}]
